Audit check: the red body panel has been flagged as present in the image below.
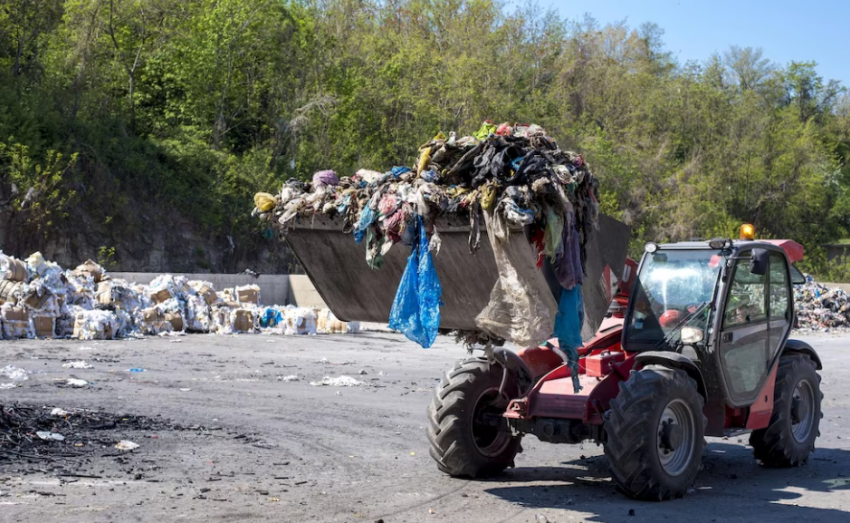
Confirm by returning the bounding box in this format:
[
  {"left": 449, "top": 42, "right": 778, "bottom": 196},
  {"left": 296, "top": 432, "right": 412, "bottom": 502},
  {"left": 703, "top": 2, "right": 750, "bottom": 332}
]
[
  {"left": 586, "top": 351, "right": 626, "bottom": 377},
  {"left": 762, "top": 240, "right": 804, "bottom": 263},
  {"left": 508, "top": 317, "right": 633, "bottom": 423},
  {"left": 746, "top": 365, "right": 778, "bottom": 430}
]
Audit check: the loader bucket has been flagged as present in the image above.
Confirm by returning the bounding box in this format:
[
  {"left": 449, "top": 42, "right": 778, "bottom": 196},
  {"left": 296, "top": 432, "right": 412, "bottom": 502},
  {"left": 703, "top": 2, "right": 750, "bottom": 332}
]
[{"left": 284, "top": 213, "right": 630, "bottom": 341}]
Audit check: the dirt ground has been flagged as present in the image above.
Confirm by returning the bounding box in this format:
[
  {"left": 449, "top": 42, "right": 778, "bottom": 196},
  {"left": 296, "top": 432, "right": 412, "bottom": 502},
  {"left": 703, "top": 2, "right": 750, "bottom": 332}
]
[{"left": 1, "top": 331, "right": 849, "bottom": 523}]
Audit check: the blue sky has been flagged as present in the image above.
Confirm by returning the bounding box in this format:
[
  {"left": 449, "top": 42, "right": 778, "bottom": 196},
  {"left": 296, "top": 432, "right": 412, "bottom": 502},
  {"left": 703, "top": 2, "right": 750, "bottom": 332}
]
[{"left": 539, "top": 0, "right": 850, "bottom": 85}]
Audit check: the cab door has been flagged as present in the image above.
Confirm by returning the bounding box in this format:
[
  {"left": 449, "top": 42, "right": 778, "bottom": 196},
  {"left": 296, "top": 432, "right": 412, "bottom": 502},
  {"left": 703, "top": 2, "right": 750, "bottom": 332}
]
[
  {"left": 718, "top": 250, "right": 770, "bottom": 407},
  {"left": 767, "top": 252, "right": 793, "bottom": 354}
]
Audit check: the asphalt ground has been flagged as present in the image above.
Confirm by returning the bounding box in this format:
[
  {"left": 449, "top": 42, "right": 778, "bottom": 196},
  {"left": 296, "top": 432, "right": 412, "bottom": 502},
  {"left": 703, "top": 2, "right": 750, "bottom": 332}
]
[{"left": 1, "top": 331, "right": 848, "bottom": 522}]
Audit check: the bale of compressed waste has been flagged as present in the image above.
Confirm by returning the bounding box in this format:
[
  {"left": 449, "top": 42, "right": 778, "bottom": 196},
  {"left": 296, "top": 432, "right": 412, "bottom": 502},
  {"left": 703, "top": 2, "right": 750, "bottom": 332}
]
[{"left": 0, "top": 254, "right": 28, "bottom": 282}]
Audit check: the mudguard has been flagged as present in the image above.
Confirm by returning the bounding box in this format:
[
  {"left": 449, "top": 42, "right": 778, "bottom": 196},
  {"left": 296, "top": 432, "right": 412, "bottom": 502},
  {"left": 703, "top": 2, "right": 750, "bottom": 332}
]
[
  {"left": 634, "top": 351, "right": 708, "bottom": 400},
  {"left": 783, "top": 339, "right": 822, "bottom": 370}
]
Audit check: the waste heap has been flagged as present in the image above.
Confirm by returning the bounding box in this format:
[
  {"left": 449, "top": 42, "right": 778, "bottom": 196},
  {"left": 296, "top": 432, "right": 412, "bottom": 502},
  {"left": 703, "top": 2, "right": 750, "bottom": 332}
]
[
  {"left": 0, "top": 253, "right": 356, "bottom": 340},
  {"left": 794, "top": 276, "right": 850, "bottom": 330},
  {"left": 256, "top": 121, "right": 599, "bottom": 389}
]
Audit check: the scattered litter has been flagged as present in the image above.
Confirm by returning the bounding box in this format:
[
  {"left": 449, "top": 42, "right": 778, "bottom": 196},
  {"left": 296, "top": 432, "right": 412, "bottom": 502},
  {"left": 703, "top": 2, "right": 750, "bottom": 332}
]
[
  {"left": 62, "top": 361, "right": 93, "bottom": 369},
  {"left": 35, "top": 431, "right": 65, "bottom": 441},
  {"left": 170, "top": 339, "right": 183, "bottom": 343},
  {"left": 65, "top": 378, "right": 88, "bottom": 387},
  {"left": 0, "top": 383, "right": 15, "bottom": 389},
  {"left": 429, "top": 508, "right": 435, "bottom": 515},
  {"left": 78, "top": 346, "right": 95, "bottom": 351},
  {"left": 128, "top": 368, "right": 145, "bottom": 373},
  {"left": 279, "top": 375, "right": 300, "bottom": 382},
  {"left": 358, "top": 369, "right": 367, "bottom": 375},
  {"left": 179, "top": 388, "right": 192, "bottom": 392},
  {"left": 50, "top": 408, "right": 69, "bottom": 416},
  {"left": 115, "top": 440, "right": 140, "bottom": 451},
  {"left": 0, "top": 365, "right": 28, "bottom": 382},
  {"left": 309, "top": 376, "right": 363, "bottom": 387},
  {"left": 318, "top": 357, "right": 329, "bottom": 364},
  {"left": 535, "top": 515, "right": 550, "bottom": 523},
  {"left": 335, "top": 391, "right": 343, "bottom": 396}
]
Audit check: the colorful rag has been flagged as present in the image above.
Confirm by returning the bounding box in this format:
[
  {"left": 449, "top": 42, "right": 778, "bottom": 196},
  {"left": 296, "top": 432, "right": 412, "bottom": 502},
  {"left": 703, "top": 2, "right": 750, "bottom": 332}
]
[{"left": 554, "top": 284, "right": 584, "bottom": 393}]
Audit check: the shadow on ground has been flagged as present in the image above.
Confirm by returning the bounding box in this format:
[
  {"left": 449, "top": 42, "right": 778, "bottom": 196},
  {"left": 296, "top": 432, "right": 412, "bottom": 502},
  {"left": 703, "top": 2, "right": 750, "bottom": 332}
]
[{"left": 482, "top": 442, "right": 850, "bottom": 522}]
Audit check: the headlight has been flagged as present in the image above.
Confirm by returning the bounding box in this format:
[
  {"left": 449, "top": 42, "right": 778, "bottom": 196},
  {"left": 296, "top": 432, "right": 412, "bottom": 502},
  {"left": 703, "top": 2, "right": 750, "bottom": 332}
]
[{"left": 681, "top": 326, "right": 704, "bottom": 344}]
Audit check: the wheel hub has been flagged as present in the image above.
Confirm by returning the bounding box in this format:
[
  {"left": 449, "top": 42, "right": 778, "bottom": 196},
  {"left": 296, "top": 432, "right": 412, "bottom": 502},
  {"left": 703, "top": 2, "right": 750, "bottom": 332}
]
[
  {"left": 472, "top": 388, "right": 511, "bottom": 457},
  {"left": 656, "top": 399, "right": 696, "bottom": 476},
  {"left": 791, "top": 379, "right": 815, "bottom": 443},
  {"left": 659, "top": 419, "right": 684, "bottom": 451}
]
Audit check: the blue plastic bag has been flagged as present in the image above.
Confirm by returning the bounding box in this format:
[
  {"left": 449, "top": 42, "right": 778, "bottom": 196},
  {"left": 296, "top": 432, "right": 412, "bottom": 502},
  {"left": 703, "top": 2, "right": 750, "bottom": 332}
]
[
  {"left": 388, "top": 217, "right": 443, "bottom": 348},
  {"left": 353, "top": 206, "right": 376, "bottom": 244},
  {"left": 260, "top": 307, "right": 283, "bottom": 328},
  {"left": 553, "top": 284, "right": 584, "bottom": 392}
]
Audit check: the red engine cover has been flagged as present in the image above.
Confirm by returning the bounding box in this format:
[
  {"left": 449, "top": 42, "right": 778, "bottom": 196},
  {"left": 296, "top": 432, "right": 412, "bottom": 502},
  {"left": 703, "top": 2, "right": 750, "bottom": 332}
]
[{"left": 585, "top": 351, "right": 626, "bottom": 377}]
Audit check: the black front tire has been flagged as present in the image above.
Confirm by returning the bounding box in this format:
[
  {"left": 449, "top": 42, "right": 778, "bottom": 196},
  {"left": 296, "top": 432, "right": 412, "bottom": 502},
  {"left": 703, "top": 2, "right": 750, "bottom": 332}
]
[
  {"left": 427, "top": 357, "right": 521, "bottom": 477},
  {"left": 605, "top": 365, "right": 706, "bottom": 501},
  {"left": 750, "top": 354, "right": 822, "bottom": 466}
]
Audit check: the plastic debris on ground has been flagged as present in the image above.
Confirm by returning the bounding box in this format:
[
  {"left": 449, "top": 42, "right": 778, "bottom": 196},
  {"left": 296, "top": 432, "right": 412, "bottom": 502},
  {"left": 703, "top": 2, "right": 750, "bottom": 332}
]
[
  {"left": 254, "top": 121, "right": 599, "bottom": 354},
  {"left": 0, "top": 365, "right": 29, "bottom": 382},
  {"left": 115, "top": 440, "right": 140, "bottom": 451},
  {"left": 65, "top": 378, "right": 88, "bottom": 387},
  {"left": 35, "top": 431, "right": 65, "bottom": 442},
  {"left": 0, "top": 251, "right": 360, "bottom": 340},
  {"left": 309, "top": 376, "right": 364, "bottom": 387},
  {"left": 62, "top": 361, "right": 93, "bottom": 369},
  {"left": 794, "top": 275, "right": 850, "bottom": 331}
]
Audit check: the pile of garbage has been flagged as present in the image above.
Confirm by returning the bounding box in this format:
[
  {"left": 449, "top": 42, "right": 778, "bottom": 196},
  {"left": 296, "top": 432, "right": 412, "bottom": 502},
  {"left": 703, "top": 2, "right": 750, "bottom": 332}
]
[
  {"left": 255, "top": 121, "right": 598, "bottom": 372},
  {"left": 0, "top": 252, "right": 358, "bottom": 340},
  {"left": 794, "top": 276, "right": 850, "bottom": 331}
]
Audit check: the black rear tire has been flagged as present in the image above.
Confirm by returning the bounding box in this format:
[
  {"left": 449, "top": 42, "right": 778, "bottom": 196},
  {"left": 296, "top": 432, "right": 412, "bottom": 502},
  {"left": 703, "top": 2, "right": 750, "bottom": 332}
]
[
  {"left": 750, "top": 354, "right": 822, "bottom": 466},
  {"left": 604, "top": 365, "right": 706, "bottom": 501},
  {"left": 427, "top": 357, "right": 521, "bottom": 477}
]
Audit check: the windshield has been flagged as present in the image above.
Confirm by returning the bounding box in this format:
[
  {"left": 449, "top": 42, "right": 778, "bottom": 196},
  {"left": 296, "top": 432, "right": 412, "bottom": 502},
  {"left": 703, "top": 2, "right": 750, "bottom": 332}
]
[{"left": 624, "top": 249, "right": 723, "bottom": 350}]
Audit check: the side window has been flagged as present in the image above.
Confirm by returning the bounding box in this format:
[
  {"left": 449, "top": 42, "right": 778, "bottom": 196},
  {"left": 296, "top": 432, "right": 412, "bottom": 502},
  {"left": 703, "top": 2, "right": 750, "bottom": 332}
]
[
  {"left": 723, "top": 251, "right": 767, "bottom": 327},
  {"left": 769, "top": 253, "right": 790, "bottom": 320}
]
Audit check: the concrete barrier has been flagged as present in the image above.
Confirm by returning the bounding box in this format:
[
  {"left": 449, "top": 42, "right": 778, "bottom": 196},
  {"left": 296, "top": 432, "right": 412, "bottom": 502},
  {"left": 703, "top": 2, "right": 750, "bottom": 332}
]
[{"left": 822, "top": 282, "right": 850, "bottom": 293}]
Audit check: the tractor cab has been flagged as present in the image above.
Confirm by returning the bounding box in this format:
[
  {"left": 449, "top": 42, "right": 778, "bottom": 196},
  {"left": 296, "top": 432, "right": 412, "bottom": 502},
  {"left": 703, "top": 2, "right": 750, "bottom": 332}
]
[{"left": 622, "top": 233, "right": 810, "bottom": 414}]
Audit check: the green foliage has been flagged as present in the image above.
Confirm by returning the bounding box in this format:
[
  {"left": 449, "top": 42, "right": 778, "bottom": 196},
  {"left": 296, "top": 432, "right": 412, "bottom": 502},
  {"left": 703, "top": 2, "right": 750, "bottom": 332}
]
[
  {"left": 2, "top": 0, "right": 850, "bottom": 278},
  {"left": 97, "top": 245, "right": 118, "bottom": 269},
  {"left": 0, "top": 140, "right": 78, "bottom": 235}
]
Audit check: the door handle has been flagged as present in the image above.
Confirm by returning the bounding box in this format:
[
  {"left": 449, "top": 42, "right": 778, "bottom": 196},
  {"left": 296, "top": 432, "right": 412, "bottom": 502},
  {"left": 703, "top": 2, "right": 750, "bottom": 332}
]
[{"left": 722, "top": 332, "right": 733, "bottom": 343}]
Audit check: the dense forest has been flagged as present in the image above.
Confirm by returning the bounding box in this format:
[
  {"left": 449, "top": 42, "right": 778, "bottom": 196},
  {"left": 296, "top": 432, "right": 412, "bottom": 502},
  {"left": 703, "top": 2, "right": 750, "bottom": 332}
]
[{"left": 2, "top": 0, "right": 850, "bottom": 276}]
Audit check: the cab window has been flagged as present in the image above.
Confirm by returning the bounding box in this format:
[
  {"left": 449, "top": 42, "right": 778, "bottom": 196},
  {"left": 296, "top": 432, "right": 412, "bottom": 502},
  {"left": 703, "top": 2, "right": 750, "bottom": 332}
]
[
  {"left": 769, "top": 253, "right": 790, "bottom": 320},
  {"left": 723, "top": 251, "right": 767, "bottom": 327}
]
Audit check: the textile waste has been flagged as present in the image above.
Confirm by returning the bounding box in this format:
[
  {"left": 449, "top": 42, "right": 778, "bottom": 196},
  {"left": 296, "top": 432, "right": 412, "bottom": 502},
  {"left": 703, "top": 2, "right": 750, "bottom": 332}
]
[{"left": 254, "top": 121, "right": 599, "bottom": 386}]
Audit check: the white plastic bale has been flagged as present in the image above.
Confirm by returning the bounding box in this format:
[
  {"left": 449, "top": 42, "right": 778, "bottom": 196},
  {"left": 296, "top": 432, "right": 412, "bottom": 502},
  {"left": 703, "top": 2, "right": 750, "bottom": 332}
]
[
  {"left": 73, "top": 309, "right": 119, "bottom": 340},
  {"left": 282, "top": 306, "right": 317, "bottom": 335},
  {"left": 185, "top": 294, "right": 212, "bottom": 332}
]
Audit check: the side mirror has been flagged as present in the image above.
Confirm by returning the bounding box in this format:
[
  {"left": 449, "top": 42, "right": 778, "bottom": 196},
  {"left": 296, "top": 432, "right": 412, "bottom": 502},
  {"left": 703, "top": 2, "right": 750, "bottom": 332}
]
[{"left": 750, "top": 249, "right": 769, "bottom": 276}]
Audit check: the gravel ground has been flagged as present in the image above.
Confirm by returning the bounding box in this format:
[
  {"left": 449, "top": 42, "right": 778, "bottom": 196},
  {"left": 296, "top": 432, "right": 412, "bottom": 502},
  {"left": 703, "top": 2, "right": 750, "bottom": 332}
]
[{"left": 1, "top": 331, "right": 849, "bottom": 523}]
